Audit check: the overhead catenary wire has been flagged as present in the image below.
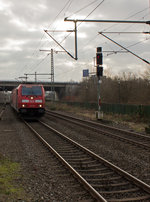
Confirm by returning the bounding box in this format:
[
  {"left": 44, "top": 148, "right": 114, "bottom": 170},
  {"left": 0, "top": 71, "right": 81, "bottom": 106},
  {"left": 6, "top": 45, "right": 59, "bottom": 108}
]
[
  {"left": 19, "top": 1, "right": 150, "bottom": 82},
  {"left": 79, "top": 6, "right": 150, "bottom": 58},
  {"left": 19, "top": 0, "right": 101, "bottom": 80},
  {"left": 66, "top": 0, "right": 99, "bottom": 18},
  {"left": 27, "top": 54, "right": 49, "bottom": 73},
  {"left": 52, "top": 0, "right": 105, "bottom": 55},
  {"left": 80, "top": 6, "right": 150, "bottom": 49},
  {"left": 35, "top": 0, "right": 73, "bottom": 53},
  {"left": 105, "top": 37, "right": 150, "bottom": 56},
  {"left": 101, "top": 7, "right": 150, "bottom": 33},
  {"left": 55, "top": 3, "right": 150, "bottom": 80},
  {"left": 18, "top": 0, "right": 73, "bottom": 79},
  {"left": 52, "top": 1, "right": 147, "bottom": 80},
  {"left": 63, "top": 5, "right": 149, "bottom": 61},
  {"left": 56, "top": 3, "right": 150, "bottom": 81},
  {"left": 59, "top": 0, "right": 105, "bottom": 45}
]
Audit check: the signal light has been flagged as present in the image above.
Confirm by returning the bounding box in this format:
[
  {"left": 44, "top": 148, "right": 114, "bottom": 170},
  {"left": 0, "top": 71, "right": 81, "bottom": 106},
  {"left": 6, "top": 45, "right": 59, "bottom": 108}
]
[
  {"left": 96, "top": 47, "right": 103, "bottom": 77},
  {"left": 97, "top": 66, "right": 103, "bottom": 77},
  {"left": 96, "top": 53, "right": 103, "bottom": 65}
]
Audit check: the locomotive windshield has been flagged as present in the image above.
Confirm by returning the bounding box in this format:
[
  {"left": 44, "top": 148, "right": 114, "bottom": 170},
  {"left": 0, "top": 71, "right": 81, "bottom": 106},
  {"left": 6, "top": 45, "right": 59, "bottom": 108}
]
[{"left": 22, "top": 86, "right": 42, "bottom": 96}]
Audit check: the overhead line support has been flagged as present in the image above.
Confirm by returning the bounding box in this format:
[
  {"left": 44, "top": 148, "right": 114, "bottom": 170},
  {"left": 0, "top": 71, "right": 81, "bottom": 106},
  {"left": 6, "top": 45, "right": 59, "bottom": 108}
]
[
  {"left": 64, "top": 17, "right": 150, "bottom": 61},
  {"left": 99, "top": 32, "right": 150, "bottom": 34},
  {"left": 44, "top": 30, "right": 78, "bottom": 60},
  {"left": 98, "top": 32, "right": 150, "bottom": 65},
  {"left": 74, "top": 21, "right": 78, "bottom": 60},
  {"left": 64, "top": 18, "right": 150, "bottom": 24}
]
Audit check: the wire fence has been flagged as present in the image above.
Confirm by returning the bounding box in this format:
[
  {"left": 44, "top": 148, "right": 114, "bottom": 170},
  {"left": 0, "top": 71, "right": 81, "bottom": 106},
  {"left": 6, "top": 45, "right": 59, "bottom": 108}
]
[{"left": 59, "top": 101, "right": 150, "bottom": 118}]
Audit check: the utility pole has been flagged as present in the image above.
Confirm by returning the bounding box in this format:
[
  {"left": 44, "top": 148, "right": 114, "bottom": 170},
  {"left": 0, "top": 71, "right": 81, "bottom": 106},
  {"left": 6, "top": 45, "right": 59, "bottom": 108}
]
[
  {"left": 51, "top": 49, "right": 54, "bottom": 91},
  {"left": 96, "top": 47, "right": 103, "bottom": 120},
  {"left": 39, "top": 49, "right": 55, "bottom": 100},
  {"left": 39, "top": 49, "right": 65, "bottom": 101},
  {"left": 50, "top": 49, "right": 54, "bottom": 99}
]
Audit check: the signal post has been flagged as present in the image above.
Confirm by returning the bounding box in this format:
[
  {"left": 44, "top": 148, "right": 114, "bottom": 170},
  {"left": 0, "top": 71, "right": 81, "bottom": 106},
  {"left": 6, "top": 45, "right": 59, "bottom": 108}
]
[{"left": 96, "top": 47, "right": 103, "bottom": 120}]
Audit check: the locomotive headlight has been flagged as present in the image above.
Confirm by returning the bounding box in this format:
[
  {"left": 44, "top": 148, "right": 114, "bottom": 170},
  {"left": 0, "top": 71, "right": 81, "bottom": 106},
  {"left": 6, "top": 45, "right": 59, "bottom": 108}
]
[
  {"left": 22, "top": 104, "right": 25, "bottom": 107},
  {"left": 31, "top": 97, "right": 33, "bottom": 99},
  {"left": 39, "top": 104, "right": 42, "bottom": 108}
]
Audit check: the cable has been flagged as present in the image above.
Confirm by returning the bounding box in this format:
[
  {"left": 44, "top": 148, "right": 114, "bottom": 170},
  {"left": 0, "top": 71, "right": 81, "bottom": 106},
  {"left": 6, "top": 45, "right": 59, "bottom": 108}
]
[
  {"left": 18, "top": 0, "right": 72, "bottom": 79},
  {"left": 79, "top": 7, "right": 150, "bottom": 57},
  {"left": 77, "top": 0, "right": 105, "bottom": 28},
  {"left": 48, "top": 0, "right": 72, "bottom": 30},
  {"left": 66, "top": 0, "right": 98, "bottom": 18},
  {"left": 27, "top": 54, "right": 49, "bottom": 73},
  {"left": 102, "top": 7, "right": 149, "bottom": 32},
  {"left": 105, "top": 37, "right": 150, "bottom": 56},
  {"left": 33, "top": 0, "right": 72, "bottom": 53},
  {"left": 54, "top": 0, "right": 105, "bottom": 49},
  {"left": 51, "top": 0, "right": 106, "bottom": 78}
]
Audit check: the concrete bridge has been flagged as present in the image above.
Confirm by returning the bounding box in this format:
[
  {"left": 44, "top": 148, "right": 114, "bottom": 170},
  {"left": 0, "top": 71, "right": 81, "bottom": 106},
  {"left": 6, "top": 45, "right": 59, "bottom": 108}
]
[{"left": 0, "top": 80, "right": 79, "bottom": 99}]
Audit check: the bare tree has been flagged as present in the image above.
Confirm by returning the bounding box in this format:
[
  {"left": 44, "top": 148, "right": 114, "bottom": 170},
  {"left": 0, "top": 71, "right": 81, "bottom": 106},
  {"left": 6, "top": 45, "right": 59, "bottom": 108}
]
[{"left": 61, "top": 71, "right": 150, "bottom": 105}]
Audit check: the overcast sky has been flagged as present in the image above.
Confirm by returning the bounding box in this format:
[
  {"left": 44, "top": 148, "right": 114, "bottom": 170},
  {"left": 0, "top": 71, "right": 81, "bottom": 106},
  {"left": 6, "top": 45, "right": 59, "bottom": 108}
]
[{"left": 0, "top": 0, "right": 150, "bottom": 82}]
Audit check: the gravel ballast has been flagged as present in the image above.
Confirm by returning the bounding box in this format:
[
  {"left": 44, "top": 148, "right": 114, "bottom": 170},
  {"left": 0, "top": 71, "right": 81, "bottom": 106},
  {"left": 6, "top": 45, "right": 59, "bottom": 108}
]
[
  {"left": 43, "top": 112, "right": 150, "bottom": 186},
  {"left": 0, "top": 106, "right": 93, "bottom": 201},
  {"left": 1, "top": 105, "right": 150, "bottom": 201}
]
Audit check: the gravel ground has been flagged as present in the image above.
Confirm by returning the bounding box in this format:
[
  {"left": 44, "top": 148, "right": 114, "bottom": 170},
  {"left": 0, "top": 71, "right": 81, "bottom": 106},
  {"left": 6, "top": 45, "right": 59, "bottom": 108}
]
[
  {"left": 43, "top": 112, "right": 150, "bottom": 185},
  {"left": 0, "top": 105, "right": 94, "bottom": 201},
  {"left": 1, "top": 105, "right": 150, "bottom": 201}
]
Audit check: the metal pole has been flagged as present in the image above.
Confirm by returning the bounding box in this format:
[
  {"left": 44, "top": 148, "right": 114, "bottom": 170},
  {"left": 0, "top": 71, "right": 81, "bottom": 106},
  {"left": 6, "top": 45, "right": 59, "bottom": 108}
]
[
  {"left": 99, "top": 31, "right": 150, "bottom": 34},
  {"left": 51, "top": 49, "right": 55, "bottom": 100},
  {"left": 74, "top": 21, "right": 78, "bottom": 60},
  {"left": 96, "top": 47, "right": 103, "bottom": 120},
  {"left": 97, "top": 77, "right": 101, "bottom": 112},
  {"left": 51, "top": 49, "right": 53, "bottom": 92},
  {"left": 97, "top": 67, "right": 102, "bottom": 120},
  {"left": 65, "top": 18, "right": 150, "bottom": 24}
]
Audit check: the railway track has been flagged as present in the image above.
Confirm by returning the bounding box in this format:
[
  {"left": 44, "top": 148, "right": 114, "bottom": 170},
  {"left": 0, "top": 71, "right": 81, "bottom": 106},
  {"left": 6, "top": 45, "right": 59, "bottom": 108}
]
[
  {"left": 23, "top": 118, "right": 150, "bottom": 201},
  {"left": 46, "top": 110, "right": 150, "bottom": 151}
]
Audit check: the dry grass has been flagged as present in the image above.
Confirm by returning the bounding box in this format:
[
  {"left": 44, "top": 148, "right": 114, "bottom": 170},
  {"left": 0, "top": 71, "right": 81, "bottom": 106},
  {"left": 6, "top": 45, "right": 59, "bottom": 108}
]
[{"left": 46, "top": 101, "right": 149, "bottom": 134}]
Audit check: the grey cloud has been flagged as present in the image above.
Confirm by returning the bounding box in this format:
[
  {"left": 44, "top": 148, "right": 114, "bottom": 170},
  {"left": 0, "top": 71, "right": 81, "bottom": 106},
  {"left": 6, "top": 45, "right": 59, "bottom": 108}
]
[{"left": 0, "top": 0, "right": 149, "bottom": 81}]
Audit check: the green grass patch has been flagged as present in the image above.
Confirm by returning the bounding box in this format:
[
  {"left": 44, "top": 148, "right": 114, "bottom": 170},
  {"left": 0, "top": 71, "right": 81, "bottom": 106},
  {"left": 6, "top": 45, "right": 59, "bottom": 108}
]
[{"left": 0, "top": 154, "right": 24, "bottom": 200}]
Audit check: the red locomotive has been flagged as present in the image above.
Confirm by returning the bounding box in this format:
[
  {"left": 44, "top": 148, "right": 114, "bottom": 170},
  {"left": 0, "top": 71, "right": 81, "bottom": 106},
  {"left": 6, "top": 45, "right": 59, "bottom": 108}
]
[{"left": 11, "top": 84, "right": 45, "bottom": 117}]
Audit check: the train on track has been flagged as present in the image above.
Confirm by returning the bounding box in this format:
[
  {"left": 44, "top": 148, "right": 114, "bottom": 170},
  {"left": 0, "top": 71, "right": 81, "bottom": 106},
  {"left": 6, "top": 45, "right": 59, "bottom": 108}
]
[{"left": 11, "top": 84, "right": 45, "bottom": 117}]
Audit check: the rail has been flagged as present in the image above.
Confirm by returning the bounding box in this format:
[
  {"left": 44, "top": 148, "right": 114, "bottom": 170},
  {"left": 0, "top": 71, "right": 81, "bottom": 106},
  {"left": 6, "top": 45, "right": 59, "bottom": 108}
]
[{"left": 23, "top": 118, "right": 150, "bottom": 201}]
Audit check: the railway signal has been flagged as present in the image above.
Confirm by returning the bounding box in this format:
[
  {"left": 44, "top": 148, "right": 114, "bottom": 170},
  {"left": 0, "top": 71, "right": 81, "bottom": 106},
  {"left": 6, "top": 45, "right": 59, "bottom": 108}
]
[
  {"left": 96, "top": 47, "right": 103, "bottom": 65},
  {"left": 97, "top": 66, "right": 103, "bottom": 77},
  {"left": 96, "top": 47, "right": 103, "bottom": 77}
]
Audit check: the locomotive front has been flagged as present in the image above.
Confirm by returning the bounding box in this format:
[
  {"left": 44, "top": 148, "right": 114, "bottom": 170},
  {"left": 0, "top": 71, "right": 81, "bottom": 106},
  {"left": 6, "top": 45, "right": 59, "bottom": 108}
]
[{"left": 18, "top": 84, "right": 45, "bottom": 117}]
